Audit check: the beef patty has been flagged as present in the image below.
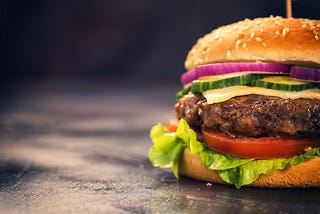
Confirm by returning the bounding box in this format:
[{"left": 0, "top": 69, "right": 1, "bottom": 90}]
[{"left": 175, "top": 93, "right": 320, "bottom": 138}]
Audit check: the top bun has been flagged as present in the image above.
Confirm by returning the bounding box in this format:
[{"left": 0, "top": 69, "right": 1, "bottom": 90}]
[{"left": 185, "top": 16, "right": 320, "bottom": 70}]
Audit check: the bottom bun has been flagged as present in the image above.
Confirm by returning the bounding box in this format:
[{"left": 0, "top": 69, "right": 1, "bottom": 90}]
[{"left": 179, "top": 149, "right": 320, "bottom": 188}]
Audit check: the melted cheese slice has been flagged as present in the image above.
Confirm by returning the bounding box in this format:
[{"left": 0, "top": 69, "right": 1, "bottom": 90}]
[{"left": 203, "top": 86, "right": 320, "bottom": 104}]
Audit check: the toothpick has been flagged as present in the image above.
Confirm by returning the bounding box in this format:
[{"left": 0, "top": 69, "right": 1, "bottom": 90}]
[{"left": 286, "top": 0, "right": 292, "bottom": 18}]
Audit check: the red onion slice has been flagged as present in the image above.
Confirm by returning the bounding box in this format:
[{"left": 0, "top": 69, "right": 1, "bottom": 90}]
[
  {"left": 290, "top": 66, "right": 320, "bottom": 82},
  {"left": 180, "top": 68, "right": 197, "bottom": 87},
  {"left": 180, "top": 62, "right": 291, "bottom": 86}
]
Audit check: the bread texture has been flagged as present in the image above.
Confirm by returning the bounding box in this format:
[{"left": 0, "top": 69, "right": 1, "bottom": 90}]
[
  {"left": 179, "top": 149, "right": 320, "bottom": 188},
  {"left": 185, "top": 16, "right": 320, "bottom": 70}
]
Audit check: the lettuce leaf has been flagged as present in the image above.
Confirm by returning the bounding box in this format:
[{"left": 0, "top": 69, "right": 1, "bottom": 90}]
[
  {"left": 175, "top": 119, "right": 204, "bottom": 154},
  {"left": 216, "top": 148, "right": 320, "bottom": 189},
  {"left": 149, "top": 119, "right": 320, "bottom": 188},
  {"left": 148, "top": 120, "right": 204, "bottom": 178},
  {"left": 200, "top": 149, "right": 254, "bottom": 170}
]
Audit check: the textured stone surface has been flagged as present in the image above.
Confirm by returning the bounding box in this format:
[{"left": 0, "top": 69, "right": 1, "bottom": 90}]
[{"left": 0, "top": 83, "right": 319, "bottom": 213}]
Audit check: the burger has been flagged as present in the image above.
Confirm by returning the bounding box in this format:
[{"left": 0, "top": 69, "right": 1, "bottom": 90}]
[{"left": 148, "top": 16, "right": 320, "bottom": 188}]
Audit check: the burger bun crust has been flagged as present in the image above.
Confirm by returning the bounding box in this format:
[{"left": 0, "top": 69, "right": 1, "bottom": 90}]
[
  {"left": 179, "top": 149, "right": 320, "bottom": 188},
  {"left": 185, "top": 16, "right": 320, "bottom": 70}
]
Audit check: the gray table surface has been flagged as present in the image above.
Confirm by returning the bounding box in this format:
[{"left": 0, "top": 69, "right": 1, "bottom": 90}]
[{"left": 0, "top": 82, "right": 319, "bottom": 214}]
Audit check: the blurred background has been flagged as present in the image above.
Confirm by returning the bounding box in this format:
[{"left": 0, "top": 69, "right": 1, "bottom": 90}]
[{"left": 1, "top": 0, "right": 320, "bottom": 91}]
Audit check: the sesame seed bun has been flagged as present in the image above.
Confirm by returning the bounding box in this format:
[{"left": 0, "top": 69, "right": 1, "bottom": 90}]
[
  {"left": 179, "top": 149, "right": 320, "bottom": 188},
  {"left": 185, "top": 16, "right": 320, "bottom": 70}
]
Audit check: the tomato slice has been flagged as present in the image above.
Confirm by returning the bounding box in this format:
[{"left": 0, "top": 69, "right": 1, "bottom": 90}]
[
  {"left": 202, "top": 127, "right": 320, "bottom": 159},
  {"left": 165, "top": 119, "right": 178, "bottom": 132}
]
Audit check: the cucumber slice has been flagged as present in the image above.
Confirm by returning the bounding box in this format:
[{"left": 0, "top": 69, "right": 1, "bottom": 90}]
[
  {"left": 252, "top": 76, "right": 316, "bottom": 91},
  {"left": 176, "top": 87, "right": 191, "bottom": 99},
  {"left": 191, "top": 74, "right": 261, "bottom": 93}
]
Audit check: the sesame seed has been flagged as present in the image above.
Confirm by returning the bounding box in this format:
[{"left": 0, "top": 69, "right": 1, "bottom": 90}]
[
  {"left": 315, "top": 35, "right": 319, "bottom": 41},
  {"left": 255, "top": 37, "right": 262, "bottom": 42},
  {"left": 282, "top": 27, "right": 290, "bottom": 36},
  {"left": 242, "top": 42, "right": 247, "bottom": 49},
  {"left": 235, "top": 39, "right": 241, "bottom": 50},
  {"left": 274, "top": 21, "right": 282, "bottom": 26},
  {"left": 275, "top": 30, "right": 280, "bottom": 36},
  {"left": 226, "top": 50, "right": 232, "bottom": 58},
  {"left": 260, "top": 28, "right": 264, "bottom": 32},
  {"left": 262, "top": 42, "right": 267, "bottom": 48}
]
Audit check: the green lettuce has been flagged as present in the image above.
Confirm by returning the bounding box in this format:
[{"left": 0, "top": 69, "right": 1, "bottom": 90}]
[
  {"left": 149, "top": 119, "right": 204, "bottom": 178},
  {"left": 148, "top": 119, "right": 320, "bottom": 188}
]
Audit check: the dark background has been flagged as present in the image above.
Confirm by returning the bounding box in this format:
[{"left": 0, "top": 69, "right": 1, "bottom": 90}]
[
  {"left": 1, "top": 0, "right": 320, "bottom": 89},
  {"left": 1, "top": 1, "right": 320, "bottom": 212}
]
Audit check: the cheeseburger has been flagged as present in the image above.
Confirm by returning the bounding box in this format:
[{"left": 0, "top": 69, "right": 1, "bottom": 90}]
[{"left": 149, "top": 16, "right": 320, "bottom": 188}]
